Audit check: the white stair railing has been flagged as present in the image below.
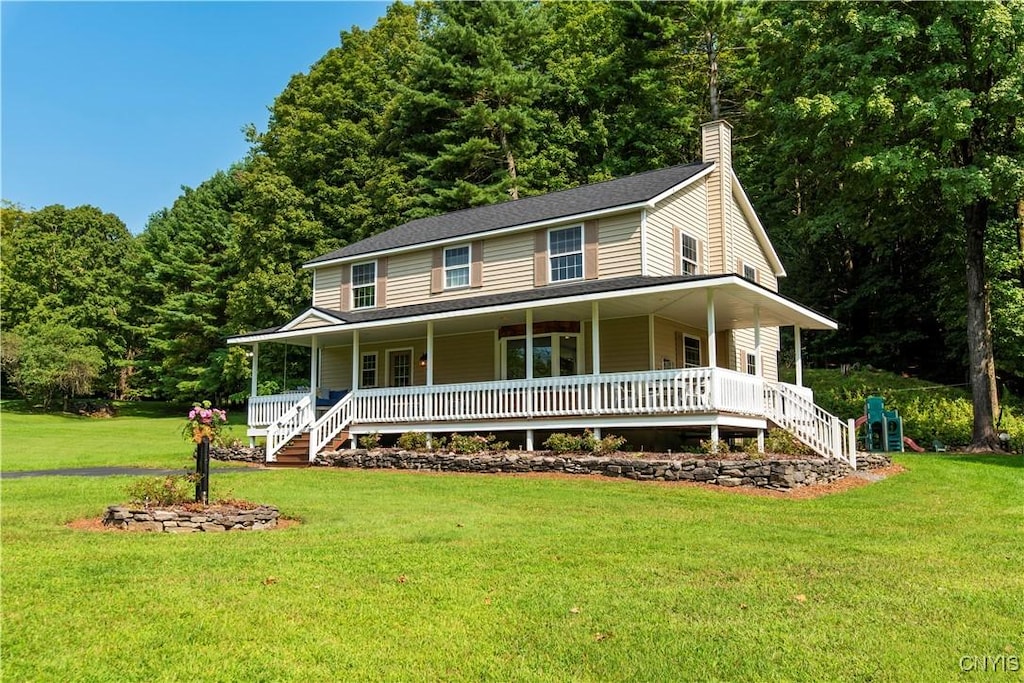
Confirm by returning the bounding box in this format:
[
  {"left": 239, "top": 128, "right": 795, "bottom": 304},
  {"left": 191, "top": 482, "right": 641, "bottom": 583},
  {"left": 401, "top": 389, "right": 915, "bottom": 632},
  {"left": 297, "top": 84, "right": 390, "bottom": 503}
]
[
  {"left": 765, "top": 383, "right": 856, "bottom": 465},
  {"left": 265, "top": 396, "right": 313, "bottom": 462},
  {"left": 309, "top": 393, "right": 355, "bottom": 461}
]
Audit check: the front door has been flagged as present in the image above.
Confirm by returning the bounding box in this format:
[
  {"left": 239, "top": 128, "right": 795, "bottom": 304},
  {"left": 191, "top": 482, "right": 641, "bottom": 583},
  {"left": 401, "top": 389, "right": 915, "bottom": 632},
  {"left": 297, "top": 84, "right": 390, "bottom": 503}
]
[{"left": 388, "top": 350, "right": 412, "bottom": 387}]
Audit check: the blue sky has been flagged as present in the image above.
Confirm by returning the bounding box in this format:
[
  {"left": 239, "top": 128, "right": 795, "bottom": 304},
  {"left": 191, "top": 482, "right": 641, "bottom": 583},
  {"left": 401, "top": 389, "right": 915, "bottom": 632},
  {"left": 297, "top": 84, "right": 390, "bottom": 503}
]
[{"left": 2, "top": 1, "right": 391, "bottom": 233}]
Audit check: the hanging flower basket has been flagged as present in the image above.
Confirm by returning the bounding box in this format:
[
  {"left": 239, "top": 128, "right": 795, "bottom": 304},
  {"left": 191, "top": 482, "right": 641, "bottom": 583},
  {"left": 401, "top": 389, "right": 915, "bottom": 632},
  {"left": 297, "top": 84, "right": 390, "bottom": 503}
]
[{"left": 182, "top": 401, "right": 228, "bottom": 446}]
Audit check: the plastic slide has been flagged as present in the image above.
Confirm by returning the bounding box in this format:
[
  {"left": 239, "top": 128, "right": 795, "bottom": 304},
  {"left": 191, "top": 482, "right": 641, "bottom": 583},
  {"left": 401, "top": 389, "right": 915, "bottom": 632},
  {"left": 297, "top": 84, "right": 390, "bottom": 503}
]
[
  {"left": 854, "top": 415, "right": 867, "bottom": 429},
  {"left": 902, "top": 436, "right": 925, "bottom": 452}
]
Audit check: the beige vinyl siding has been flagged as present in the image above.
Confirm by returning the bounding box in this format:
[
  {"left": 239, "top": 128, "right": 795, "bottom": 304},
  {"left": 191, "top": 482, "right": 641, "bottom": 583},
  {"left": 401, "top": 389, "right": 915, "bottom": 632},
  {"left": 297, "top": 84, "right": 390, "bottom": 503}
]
[
  {"left": 290, "top": 316, "right": 336, "bottom": 331},
  {"left": 596, "top": 212, "right": 643, "bottom": 278},
  {"left": 651, "top": 317, "right": 708, "bottom": 368},
  {"left": 433, "top": 331, "right": 495, "bottom": 384},
  {"left": 581, "top": 316, "right": 650, "bottom": 373},
  {"left": 385, "top": 250, "right": 433, "bottom": 307},
  {"left": 729, "top": 197, "right": 778, "bottom": 292},
  {"left": 320, "top": 346, "right": 350, "bottom": 390},
  {"left": 645, "top": 181, "right": 709, "bottom": 276},
  {"left": 312, "top": 265, "right": 343, "bottom": 309},
  {"left": 731, "top": 327, "right": 780, "bottom": 382}
]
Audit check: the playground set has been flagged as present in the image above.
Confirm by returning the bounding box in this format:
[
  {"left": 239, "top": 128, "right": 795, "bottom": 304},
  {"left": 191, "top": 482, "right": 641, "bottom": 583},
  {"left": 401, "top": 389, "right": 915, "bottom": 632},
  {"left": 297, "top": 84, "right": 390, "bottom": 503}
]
[{"left": 855, "top": 395, "right": 926, "bottom": 453}]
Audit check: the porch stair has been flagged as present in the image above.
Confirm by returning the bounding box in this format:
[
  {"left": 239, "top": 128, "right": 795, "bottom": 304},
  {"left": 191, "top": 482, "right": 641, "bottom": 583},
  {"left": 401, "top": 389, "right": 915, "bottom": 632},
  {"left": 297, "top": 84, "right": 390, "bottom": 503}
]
[
  {"left": 267, "top": 433, "right": 312, "bottom": 468},
  {"left": 764, "top": 382, "right": 856, "bottom": 465}
]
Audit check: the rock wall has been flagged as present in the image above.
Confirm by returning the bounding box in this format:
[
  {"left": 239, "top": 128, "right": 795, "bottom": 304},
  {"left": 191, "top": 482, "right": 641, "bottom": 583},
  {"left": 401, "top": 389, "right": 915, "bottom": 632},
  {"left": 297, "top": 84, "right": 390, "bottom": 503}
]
[
  {"left": 103, "top": 505, "right": 279, "bottom": 532},
  {"left": 316, "top": 450, "right": 857, "bottom": 490},
  {"left": 211, "top": 445, "right": 265, "bottom": 463}
]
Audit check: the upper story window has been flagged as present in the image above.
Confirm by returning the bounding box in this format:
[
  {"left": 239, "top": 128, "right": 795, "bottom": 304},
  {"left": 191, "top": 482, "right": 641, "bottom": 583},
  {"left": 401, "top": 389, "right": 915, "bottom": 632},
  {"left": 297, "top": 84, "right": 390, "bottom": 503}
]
[
  {"left": 444, "top": 245, "right": 470, "bottom": 289},
  {"left": 743, "top": 264, "right": 757, "bottom": 281},
  {"left": 549, "top": 226, "right": 583, "bottom": 282},
  {"left": 351, "top": 261, "right": 376, "bottom": 309},
  {"left": 680, "top": 232, "right": 699, "bottom": 276}
]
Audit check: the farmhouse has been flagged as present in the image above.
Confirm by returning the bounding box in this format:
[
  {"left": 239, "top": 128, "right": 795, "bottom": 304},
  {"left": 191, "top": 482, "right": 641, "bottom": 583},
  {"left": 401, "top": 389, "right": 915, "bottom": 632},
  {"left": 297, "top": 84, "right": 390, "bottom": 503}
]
[{"left": 229, "top": 121, "right": 854, "bottom": 465}]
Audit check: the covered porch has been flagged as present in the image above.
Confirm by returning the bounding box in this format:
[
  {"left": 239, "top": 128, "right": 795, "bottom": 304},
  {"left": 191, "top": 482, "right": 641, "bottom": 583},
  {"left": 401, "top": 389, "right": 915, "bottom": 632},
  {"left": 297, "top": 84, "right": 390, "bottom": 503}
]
[{"left": 229, "top": 275, "right": 846, "bottom": 462}]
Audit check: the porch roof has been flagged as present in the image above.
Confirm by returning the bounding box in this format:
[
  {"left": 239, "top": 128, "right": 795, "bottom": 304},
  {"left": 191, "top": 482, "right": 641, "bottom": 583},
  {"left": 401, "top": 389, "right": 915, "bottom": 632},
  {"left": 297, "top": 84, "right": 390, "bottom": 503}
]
[{"left": 227, "top": 274, "right": 836, "bottom": 346}]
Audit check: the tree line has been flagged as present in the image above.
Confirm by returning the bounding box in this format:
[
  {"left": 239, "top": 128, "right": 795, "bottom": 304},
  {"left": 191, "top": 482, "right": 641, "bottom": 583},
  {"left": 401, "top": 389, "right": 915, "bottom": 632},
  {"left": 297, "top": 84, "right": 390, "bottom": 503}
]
[{"left": 2, "top": 1, "right": 1021, "bottom": 448}]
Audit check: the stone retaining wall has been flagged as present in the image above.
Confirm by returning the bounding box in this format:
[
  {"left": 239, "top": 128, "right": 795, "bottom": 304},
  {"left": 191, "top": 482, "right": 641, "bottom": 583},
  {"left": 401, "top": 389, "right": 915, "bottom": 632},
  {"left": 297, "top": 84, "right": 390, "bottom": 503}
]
[
  {"left": 316, "top": 450, "right": 865, "bottom": 490},
  {"left": 211, "top": 445, "right": 265, "bottom": 463},
  {"left": 103, "top": 505, "right": 279, "bottom": 532}
]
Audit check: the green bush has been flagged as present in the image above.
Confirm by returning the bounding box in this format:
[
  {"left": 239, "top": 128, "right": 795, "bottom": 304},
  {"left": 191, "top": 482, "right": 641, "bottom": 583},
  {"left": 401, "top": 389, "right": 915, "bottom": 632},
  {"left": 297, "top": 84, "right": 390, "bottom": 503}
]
[
  {"left": 358, "top": 432, "right": 381, "bottom": 449},
  {"left": 448, "top": 433, "right": 508, "bottom": 454},
  {"left": 543, "top": 432, "right": 585, "bottom": 453},
  {"left": 543, "top": 431, "right": 626, "bottom": 454},
  {"left": 125, "top": 475, "right": 195, "bottom": 508},
  {"left": 396, "top": 431, "right": 429, "bottom": 451},
  {"left": 698, "top": 438, "right": 731, "bottom": 455},
  {"left": 763, "top": 429, "right": 815, "bottom": 456}
]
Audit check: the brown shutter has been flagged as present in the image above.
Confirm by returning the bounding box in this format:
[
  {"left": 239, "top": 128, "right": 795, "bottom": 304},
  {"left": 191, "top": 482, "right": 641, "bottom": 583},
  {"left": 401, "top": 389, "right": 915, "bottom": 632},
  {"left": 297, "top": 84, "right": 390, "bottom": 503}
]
[
  {"left": 534, "top": 231, "right": 548, "bottom": 287},
  {"left": 736, "top": 258, "right": 744, "bottom": 276},
  {"left": 584, "top": 220, "right": 599, "bottom": 279},
  {"left": 672, "top": 228, "right": 681, "bottom": 276},
  {"left": 696, "top": 239, "right": 705, "bottom": 274},
  {"left": 340, "top": 265, "right": 351, "bottom": 312},
  {"left": 376, "top": 257, "right": 387, "bottom": 308},
  {"left": 431, "top": 249, "right": 443, "bottom": 294},
  {"left": 470, "top": 240, "right": 483, "bottom": 288}
]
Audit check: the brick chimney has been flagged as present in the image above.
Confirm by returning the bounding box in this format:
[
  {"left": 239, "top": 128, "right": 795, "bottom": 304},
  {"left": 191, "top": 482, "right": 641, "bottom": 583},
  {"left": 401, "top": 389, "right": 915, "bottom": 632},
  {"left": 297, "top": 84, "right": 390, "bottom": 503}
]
[{"left": 701, "top": 120, "right": 732, "bottom": 274}]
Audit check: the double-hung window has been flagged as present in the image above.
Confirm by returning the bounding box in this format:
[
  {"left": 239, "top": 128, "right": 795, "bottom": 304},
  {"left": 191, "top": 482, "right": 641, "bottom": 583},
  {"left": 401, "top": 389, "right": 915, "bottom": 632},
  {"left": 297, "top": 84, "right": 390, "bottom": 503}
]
[
  {"left": 549, "top": 226, "right": 583, "bottom": 282},
  {"left": 746, "top": 352, "right": 758, "bottom": 376},
  {"left": 444, "top": 245, "right": 470, "bottom": 289},
  {"left": 351, "top": 261, "right": 376, "bottom": 309},
  {"left": 680, "top": 232, "right": 699, "bottom": 275},
  {"left": 361, "top": 352, "right": 378, "bottom": 388},
  {"left": 743, "top": 264, "right": 757, "bottom": 282},
  {"left": 683, "top": 336, "right": 701, "bottom": 368}
]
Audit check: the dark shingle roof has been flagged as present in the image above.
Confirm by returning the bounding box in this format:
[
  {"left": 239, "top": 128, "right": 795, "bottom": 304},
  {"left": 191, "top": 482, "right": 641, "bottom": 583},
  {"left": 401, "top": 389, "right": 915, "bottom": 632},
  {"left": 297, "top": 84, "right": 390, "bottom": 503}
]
[{"left": 305, "top": 162, "right": 712, "bottom": 266}]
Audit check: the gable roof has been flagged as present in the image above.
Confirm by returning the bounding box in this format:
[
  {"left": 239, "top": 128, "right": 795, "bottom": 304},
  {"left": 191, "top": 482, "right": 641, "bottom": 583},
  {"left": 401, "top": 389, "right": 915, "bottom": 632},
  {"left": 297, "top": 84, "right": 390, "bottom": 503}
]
[{"left": 305, "top": 162, "right": 713, "bottom": 267}]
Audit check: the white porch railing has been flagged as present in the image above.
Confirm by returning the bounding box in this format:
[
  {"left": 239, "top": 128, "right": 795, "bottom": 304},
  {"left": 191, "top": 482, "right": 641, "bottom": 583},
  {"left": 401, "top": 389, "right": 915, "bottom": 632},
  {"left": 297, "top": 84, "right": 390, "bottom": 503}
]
[
  {"left": 350, "top": 368, "right": 736, "bottom": 423},
  {"left": 248, "top": 390, "right": 308, "bottom": 428},
  {"left": 254, "top": 368, "right": 855, "bottom": 464},
  {"left": 764, "top": 382, "right": 856, "bottom": 466},
  {"left": 309, "top": 393, "right": 355, "bottom": 461},
  {"left": 265, "top": 396, "right": 313, "bottom": 462}
]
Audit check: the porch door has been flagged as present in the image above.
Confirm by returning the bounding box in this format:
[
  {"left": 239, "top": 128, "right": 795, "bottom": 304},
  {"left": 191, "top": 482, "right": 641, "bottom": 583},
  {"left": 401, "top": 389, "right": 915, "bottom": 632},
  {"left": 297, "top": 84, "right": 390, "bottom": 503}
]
[
  {"left": 388, "top": 350, "right": 412, "bottom": 387},
  {"left": 503, "top": 335, "right": 577, "bottom": 379}
]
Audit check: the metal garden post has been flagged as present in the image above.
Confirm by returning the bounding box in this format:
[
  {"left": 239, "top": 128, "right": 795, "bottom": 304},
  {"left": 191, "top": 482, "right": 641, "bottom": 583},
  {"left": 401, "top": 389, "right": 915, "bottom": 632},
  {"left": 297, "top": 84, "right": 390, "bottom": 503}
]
[{"left": 195, "top": 436, "right": 210, "bottom": 504}]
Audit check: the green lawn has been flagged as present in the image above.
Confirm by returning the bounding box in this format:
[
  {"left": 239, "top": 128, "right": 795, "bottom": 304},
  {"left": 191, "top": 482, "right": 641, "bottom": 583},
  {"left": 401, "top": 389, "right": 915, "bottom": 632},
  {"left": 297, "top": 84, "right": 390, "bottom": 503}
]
[
  {"left": 0, "top": 400, "right": 248, "bottom": 471},
  {"left": 1, "top": 407, "right": 1022, "bottom": 681}
]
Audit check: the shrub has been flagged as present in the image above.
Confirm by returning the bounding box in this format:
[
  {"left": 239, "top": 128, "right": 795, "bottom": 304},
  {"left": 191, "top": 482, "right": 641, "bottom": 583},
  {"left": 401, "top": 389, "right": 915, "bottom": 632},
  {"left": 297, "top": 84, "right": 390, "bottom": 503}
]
[
  {"left": 763, "top": 429, "right": 815, "bottom": 456},
  {"left": 698, "top": 438, "right": 731, "bottom": 455},
  {"left": 448, "top": 433, "right": 508, "bottom": 454},
  {"left": 358, "top": 432, "right": 381, "bottom": 449},
  {"left": 125, "top": 474, "right": 195, "bottom": 508},
  {"left": 544, "top": 430, "right": 626, "bottom": 454},
  {"left": 396, "top": 431, "right": 429, "bottom": 451},
  {"left": 544, "top": 432, "right": 585, "bottom": 453},
  {"left": 741, "top": 438, "right": 764, "bottom": 459}
]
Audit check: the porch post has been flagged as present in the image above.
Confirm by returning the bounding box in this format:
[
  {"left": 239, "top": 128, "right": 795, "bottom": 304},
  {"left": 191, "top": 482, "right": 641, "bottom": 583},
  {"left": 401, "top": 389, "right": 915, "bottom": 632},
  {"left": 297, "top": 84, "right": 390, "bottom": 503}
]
[
  {"left": 591, "top": 301, "right": 601, "bottom": 415},
  {"left": 250, "top": 343, "right": 260, "bottom": 398},
  {"left": 525, "top": 309, "right": 534, "bottom": 379},
  {"left": 350, "top": 330, "right": 360, "bottom": 451},
  {"left": 757, "top": 428, "right": 765, "bottom": 454},
  {"left": 706, "top": 290, "right": 717, "bottom": 368},
  {"left": 352, "top": 330, "right": 360, "bottom": 391},
  {"left": 794, "top": 325, "right": 803, "bottom": 387},
  {"left": 249, "top": 343, "right": 259, "bottom": 446},
  {"left": 426, "top": 321, "right": 434, "bottom": 447},
  {"left": 309, "top": 336, "right": 319, "bottom": 423},
  {"left": 426, "top": 321, "right": 434, "bottom": 386},
  {"left": 754, "top": 305, "right": 762, "bottom": 376}
]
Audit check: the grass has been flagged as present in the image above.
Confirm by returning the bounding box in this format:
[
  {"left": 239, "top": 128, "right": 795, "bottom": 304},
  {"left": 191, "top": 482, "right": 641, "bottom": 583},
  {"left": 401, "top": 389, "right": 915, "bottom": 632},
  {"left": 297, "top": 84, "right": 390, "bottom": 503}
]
[
  {"left": 2, "top": 406, "right": 1022, "bottom": 680},
  {"left": 0, "top": 400, "right": 248, "bottom": 471}
]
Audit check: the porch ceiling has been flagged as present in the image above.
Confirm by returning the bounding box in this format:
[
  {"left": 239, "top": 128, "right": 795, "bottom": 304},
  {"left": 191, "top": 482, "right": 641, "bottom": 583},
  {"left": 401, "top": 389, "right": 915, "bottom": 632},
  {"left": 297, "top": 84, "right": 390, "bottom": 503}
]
[{"left": 229, "top": 275, "right": 836, "bottom": 347}]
